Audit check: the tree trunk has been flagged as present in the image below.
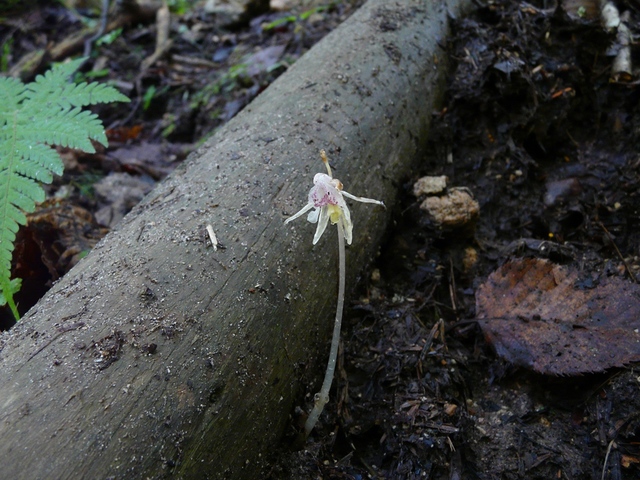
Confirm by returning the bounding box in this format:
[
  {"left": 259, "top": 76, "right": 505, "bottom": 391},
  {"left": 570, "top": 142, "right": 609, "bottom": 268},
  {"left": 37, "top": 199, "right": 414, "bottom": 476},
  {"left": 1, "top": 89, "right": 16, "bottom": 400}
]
[{"left": 0, "top": 0, "right": 473, "bottom": 477}]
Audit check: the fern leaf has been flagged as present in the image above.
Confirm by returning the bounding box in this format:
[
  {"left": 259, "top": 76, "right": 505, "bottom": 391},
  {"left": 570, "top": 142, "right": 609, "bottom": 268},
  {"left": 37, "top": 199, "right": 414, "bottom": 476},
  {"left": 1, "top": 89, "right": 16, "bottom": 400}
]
[
  {"left": 58, "top": 80, "right": 130, "bottom": 108},
  {"left": 0, "top": 199, "right": 25, "bottom": 269},
  {"left": 0, "top": 277, "right": 20, "bottom": 319},
  {"left": 24, "top": 57, "right": 128, "bottom": 110},
  {"left": 24, "top": 57, "right": 87, "bottom": 105},
  {"left": 39, "top": 57, "right": 87, "bottom": 86},
  {"left": 0, "top": 77, "right": 25, "bottom": 117},
  {"left": 2, "top": 172, "right": 45, "bottom": 208},
  {"left": 0, "top": 278, "right": 21, "bottom": 306},
  {"left": 12, "top": 142, "right": 64, "bottom": 182},
  {"left": 0, "top": 57, "right": 129, "bottom": 320},
  {"left": 17, "top": 107, "right": 106, "bottom": 152},
  {"left": 0, "top": 207, "right": 24, "bottom": 246}
]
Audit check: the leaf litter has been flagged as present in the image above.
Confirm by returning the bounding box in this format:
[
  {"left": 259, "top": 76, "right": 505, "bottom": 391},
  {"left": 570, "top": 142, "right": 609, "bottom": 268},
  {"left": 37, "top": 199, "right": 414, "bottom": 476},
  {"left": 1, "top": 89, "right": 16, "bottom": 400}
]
[{"left": 476, "top": 258, "right": 640, "bottom": 375}]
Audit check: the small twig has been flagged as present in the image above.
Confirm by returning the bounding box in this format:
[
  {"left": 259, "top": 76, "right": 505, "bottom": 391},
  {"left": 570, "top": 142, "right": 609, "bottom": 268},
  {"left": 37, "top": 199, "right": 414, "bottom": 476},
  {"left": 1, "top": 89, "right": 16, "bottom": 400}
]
[
  {"left": 601, "top": 438, "right": 615, "bottom": 480},
  {"left": 83, "top": 0, "right": 111, "bottom": 58},
  {"left": 139, "top": 2, "right": 172, "bottom": 73},
  {"left": 599, "top": 221, "right": 637, "bottom": 283},
  {"left": 206, "top": 224, "right": 218, "bottom": 251},
  {"left": 419, "top": 318, "right": 443, "bottom": 363},
  {"left": 448, "top": 258, "right": 458, "bottom": 314}
]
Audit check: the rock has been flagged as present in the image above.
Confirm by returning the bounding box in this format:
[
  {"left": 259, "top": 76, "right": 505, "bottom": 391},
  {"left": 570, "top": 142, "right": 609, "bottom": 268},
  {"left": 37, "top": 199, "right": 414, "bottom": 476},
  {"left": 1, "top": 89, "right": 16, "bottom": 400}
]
[
  {"left": 93, "top": 172, "right": 154, "bottom": 227},
  {"left": 420, "top": 187, "right": 479, "bottom": 228},
  {"left": 543, "top": 177, "right": 581, "bottom": 207},
  {"left": 270, "top": 0, "right": 293, "bottom": 10},
  {"left": 412, "top": 175, "right": 448, "bottom": 196}
]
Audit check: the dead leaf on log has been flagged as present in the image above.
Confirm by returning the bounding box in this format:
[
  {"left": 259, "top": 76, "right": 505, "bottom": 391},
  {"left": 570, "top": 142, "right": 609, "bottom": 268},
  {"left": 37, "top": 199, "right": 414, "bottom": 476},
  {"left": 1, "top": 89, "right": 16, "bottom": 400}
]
[{"left": 476, "top": 258, "right": 640, "bottom": 375}]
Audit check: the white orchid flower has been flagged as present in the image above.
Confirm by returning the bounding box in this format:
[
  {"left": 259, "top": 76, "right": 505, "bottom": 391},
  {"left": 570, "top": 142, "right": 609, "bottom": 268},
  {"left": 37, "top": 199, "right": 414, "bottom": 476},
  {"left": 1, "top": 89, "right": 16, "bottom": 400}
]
[{"left": 284, "top": 150, "right": 385, "bottom": 245}]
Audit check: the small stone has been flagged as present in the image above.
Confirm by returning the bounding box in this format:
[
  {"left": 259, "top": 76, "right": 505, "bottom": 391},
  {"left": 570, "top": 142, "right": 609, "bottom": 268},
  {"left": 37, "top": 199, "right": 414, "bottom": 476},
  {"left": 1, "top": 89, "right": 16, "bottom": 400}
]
[
  {"left": 94, "top": 172, "right": 154, "bottom": 228},
  {"left": 420, "top": 188, "right": 479, "bottom": 228},
  {"left": 544, "top": 178, "right": 581, "bottom": 207},
  {"left": 270, "top": 0, "right": 294, "bottom": 10},
  {"left": 444, "top": 403, "right": 458, "bottom": 416},
  {"left": 412, "top": 175, "right": 448, "bottom": 197}
]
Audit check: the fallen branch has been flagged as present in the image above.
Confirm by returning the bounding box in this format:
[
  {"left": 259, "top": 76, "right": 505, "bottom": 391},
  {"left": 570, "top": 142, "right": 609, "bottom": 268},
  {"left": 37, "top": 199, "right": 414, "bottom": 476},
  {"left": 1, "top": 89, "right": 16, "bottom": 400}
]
[{"left": 0, "top": 0, "right": 474, "bottom": 477}]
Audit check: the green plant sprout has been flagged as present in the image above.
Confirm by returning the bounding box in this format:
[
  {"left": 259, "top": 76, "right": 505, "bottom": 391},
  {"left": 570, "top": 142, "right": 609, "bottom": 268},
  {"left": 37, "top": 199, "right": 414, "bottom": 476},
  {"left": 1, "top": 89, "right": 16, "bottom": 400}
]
[
  {"left": 0, "top": 57, "right": 129, "bottom": 320},
  {"left": 1, "top": 38, "right": 12, "bottom": 72},
  {"left": 167, "top": 0, "right": 193, "bottom": 15},
  {"left": 188, "top": 64, "right": 249, "bottom": 112},
  {"left": 96, "top": 27, "right": 123, "bottom": 47},
  {"left": 142, "top": 84, "right": 169, "bottom": 114},
  {"left": 75, "top": 68, "right": 110, "bottom": 81},
  {"left": 143, "top": 85, "right": 157, "bottom": 111},
  {"left": 285, "top": 150, "right": 384, "bottom": 437},
  {"left": 262, "top": 4, "right": 331, "bottom": 31}
]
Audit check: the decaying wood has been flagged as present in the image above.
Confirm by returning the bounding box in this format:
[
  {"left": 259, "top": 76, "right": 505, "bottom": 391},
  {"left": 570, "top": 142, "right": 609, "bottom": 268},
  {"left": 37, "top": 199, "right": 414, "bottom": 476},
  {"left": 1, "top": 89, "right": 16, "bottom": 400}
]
[
  {"left": 139, "top": 2, "right": 173, "bottom": 73},
  {"left": 0, "top": 0, "right": 474, "bottom": 477},
  {"left": 599, "top": 0, "right": 632, "bottom": 81}
]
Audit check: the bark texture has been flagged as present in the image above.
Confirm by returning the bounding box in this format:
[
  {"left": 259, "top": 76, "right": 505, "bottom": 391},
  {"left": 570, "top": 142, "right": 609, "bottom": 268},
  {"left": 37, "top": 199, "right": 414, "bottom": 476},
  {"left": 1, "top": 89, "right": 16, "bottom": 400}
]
[{"left": 0, "top": 0, "right": 473, "bottom": 477}]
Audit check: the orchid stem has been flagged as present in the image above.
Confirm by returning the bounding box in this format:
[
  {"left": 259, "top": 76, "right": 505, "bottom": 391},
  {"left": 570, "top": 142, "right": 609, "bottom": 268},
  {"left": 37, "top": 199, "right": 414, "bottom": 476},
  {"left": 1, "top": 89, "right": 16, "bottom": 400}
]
[{"left": 304, "top": 221, "right": 346, "bottom": 437}]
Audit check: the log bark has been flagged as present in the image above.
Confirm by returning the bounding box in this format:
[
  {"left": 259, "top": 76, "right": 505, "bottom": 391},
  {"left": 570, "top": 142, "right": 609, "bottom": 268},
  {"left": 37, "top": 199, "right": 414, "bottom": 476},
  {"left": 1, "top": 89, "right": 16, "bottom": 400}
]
[{"left": 0, "top": 0, "right": 473, "bottom": 477}]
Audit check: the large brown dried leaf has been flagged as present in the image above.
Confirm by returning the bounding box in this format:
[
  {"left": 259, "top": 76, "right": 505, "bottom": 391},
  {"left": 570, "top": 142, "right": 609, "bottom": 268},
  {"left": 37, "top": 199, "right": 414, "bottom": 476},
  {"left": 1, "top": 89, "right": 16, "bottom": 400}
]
[{"left": 476, "top": 258, "right": 640, "bottom": 375}]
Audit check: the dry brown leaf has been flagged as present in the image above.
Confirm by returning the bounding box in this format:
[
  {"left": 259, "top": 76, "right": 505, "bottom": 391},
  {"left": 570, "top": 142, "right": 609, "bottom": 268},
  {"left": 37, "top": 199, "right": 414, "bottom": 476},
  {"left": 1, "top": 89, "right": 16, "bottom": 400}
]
[{"left": 476, "top": 258, "right": 640, "bottom": 375}]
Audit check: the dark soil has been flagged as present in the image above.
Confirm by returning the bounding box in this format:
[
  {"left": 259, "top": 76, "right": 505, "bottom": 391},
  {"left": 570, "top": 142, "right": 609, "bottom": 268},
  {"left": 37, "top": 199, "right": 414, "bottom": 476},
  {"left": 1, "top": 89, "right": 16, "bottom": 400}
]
[{"left": 3, "top": 0, "right": 640, "bottom": 478}]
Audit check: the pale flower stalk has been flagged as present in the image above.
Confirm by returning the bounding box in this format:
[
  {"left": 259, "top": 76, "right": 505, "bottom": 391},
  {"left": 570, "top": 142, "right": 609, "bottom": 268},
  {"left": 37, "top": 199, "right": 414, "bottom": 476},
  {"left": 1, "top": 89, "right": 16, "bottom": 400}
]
[{"left": 284, "top": 150, "right": 384, "bottom": 437}]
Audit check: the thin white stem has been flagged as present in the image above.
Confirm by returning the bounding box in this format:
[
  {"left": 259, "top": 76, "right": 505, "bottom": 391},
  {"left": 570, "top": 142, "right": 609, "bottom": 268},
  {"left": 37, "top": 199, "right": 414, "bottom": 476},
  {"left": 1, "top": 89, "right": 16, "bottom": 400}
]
[{"left": 304, "top": 221, "right": 346, "bottom": 437}]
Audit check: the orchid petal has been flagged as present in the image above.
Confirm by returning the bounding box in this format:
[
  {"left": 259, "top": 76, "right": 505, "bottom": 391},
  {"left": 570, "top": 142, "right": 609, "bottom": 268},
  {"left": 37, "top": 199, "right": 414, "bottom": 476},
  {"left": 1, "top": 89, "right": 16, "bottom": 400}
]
[
  {"left": 313, "top": 173, "right": 333, "bottom": 185},
  {"left": 307, "top": 207, "right": 320, "bottom": 223},
  {"left": 342, "top": 190, "right": 386, "bottom": 208},
  {"left": 310, "top": 173, "right": 342, "bottom": 208},
  {"left": 284, "top": 203, "right": 314, "bottom": 224},
  {"left": 339, "top": 203, "right": 353, "bottom": 244},
  {"left": 341, "top": 214, "right": 353, "bottom": 245},
  {"left": 312, "top": 207, "right": 331, "bottom": 245}
]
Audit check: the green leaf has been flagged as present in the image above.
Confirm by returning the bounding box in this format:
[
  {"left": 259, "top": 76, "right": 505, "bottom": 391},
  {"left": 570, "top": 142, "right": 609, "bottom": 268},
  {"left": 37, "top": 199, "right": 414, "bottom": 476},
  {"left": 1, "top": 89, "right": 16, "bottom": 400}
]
[
  {"left": 0, "top": 276, "right": 21, "bottom": 320},
  {"left": 0, "top": 277, "right": 21, "bottom": 305},
  {"left": 0, "top": 57, "right": 129, "bottom": 320},
  {"left": 96, "top": 27, "right": 123, "bottom": 46}
]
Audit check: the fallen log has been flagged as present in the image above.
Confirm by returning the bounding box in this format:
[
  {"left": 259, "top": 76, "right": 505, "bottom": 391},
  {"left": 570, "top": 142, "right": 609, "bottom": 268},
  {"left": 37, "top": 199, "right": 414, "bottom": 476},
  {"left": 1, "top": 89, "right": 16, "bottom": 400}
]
[{"left": 0, "top": 0, "right": 474, "bottom": 477}]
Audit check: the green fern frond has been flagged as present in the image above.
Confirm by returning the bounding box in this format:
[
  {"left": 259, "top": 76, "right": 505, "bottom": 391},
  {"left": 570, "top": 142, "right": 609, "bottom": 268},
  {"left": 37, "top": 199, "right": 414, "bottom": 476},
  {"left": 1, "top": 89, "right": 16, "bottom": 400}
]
[
  {"left": 11, "top": 142, "right": 64, "bottom": 182},
  {"left": 0, "top": 85, "right": 23, "bottom": 117},
  {"left": 0, "top": 277, "right": 21, "bottom": 320},
  {"left": 17, "top": 107, "right": 107, "bottom": 152},
  {"left": 0, "top": 57, "right": 129, "bottom": 320},
  {"left": 27, "top": 74, "right": 129, "bottom": 111}
]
